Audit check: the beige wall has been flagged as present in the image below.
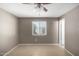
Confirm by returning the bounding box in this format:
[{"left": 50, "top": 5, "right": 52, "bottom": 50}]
[
  {"left": 0, "top": 9, "right": 18, "bottom": 55},
  {"left": 18, "top": 18, "right": 58, "bottom": 44},
  {"left": 63, "top": 6, "right": 79, "bottom": 55}
]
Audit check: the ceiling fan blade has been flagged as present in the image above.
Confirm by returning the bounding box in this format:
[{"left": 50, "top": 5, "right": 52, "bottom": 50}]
[
  {"left": 22, "top": 3, "right": 34, "bottom": 5},
  {"left": 42, "top": 3, "right": 52, "bottom": 5},
  {"left": 22, "top": 3, "right": 52, "bottom": 5},
  {"left": 43, "top": 7, "right": 48, "bottom": 12}
]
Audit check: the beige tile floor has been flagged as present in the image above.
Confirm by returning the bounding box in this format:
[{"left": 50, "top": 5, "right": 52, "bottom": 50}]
[{"left": 5, "top": 44, "right": 71, "bottom": 56}]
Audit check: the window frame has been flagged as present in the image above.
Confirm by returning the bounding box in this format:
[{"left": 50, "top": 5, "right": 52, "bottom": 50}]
[{"left": 32, "top": 21, "right": 47, "bottom": 36}]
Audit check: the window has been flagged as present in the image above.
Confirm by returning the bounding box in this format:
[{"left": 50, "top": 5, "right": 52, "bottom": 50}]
[{"left": 32, "top": 21, "right": 47, "bottom": 36}]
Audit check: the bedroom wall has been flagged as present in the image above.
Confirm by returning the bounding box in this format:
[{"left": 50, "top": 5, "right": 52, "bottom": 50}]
[
  {"left": 18, "top": 18, "right": 58, "bottom": 44},
  {"left": 0, "top": 9, "right": 18, "bottom": 55},
  {"left": 63, "top": 6, "right": 79, "bottom": 55}
]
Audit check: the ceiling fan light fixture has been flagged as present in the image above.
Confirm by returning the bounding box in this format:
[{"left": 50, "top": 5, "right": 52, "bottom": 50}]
[{"left": 22, "top": 3, "right": 50, "bottom": 16}]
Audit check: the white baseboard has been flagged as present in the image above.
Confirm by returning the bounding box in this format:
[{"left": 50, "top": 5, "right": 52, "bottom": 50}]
[
  {"left": 18, "top": 43, "right": 59, "bottom": 46},
  {"left": 65, "top": 49, "right": 74, "bottom": 56},
  {"left": 3, "top": 45, "right": 18, "bottom": 56}
]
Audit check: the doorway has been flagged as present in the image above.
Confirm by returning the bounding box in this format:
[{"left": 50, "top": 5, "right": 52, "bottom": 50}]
[{"left": 59, "top": 18, "right": 65, "bottom": 48}]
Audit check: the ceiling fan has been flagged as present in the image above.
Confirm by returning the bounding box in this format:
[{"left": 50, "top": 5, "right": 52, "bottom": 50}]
[{"left": 22, "top": 3, "right": 51, "bottom": 12}]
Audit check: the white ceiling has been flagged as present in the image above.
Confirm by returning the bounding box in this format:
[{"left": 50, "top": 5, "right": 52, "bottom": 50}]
[{"left": 0, "top": 3, "right": 79, "bottom": 17}]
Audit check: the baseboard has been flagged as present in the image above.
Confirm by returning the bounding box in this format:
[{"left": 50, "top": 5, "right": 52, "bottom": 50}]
[
  {"left": 3, "top": 45, "right": 18, "bottom": 56},
  {"left": 18, "top": 43, "right": 59, "bottom": 46},
  {"left": 65, "top": 49, "right": 74, "bottom": 56}
]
